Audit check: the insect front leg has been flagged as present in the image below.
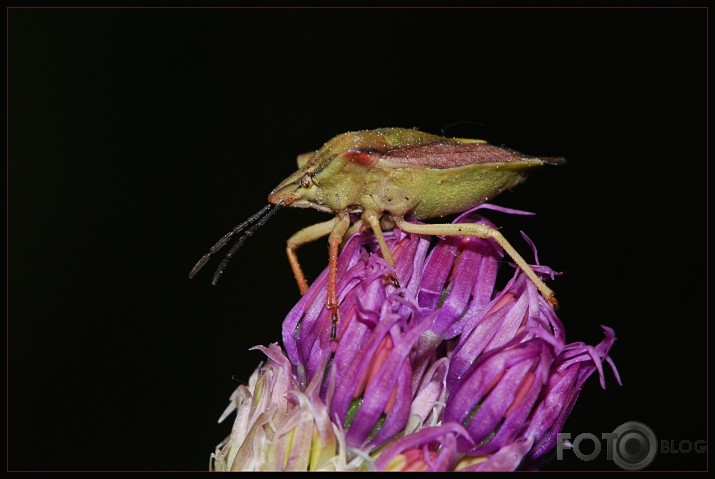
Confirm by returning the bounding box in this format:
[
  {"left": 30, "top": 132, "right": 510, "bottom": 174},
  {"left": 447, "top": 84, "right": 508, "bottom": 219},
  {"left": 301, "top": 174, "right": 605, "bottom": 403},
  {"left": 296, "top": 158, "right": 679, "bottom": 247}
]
[
  {"left": 286, "top": 218, "right": 339, "bottom": 294},
  {"left": 394, "top": 218, "right": 558, "bottom": 308},
  {"left": 327, "top": 213, "right": 351, "bottom": 340}
]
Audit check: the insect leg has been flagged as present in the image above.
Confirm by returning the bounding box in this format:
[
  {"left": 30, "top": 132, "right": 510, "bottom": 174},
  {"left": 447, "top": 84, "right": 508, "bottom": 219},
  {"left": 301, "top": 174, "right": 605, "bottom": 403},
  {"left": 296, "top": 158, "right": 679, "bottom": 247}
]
[
  {"left": 363, "top": 211, "right": 401, "bottom": 289},
  {"left": 328, "top": 214, "right": 351, "bottom": 341},
  {"left": 394, "top": 218, "right": 558, "bottom": 308},
  {"left": 362, "top": 211, "right": 396, "bottom": 266},
  {"left": 286, "top": 218, "right": 339, "bottom": 295}
]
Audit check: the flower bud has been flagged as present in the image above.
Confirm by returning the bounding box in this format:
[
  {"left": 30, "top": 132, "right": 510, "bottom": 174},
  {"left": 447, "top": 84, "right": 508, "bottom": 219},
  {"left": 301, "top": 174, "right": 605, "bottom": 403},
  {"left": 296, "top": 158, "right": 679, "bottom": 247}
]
[
  {"left": 522, "top": 326, "right": 621, "bottom": 465},
  {"left": 444, "top": 338, "right": 553, "bottom": 455},
  {"left": 447, "top": 270, "right": 565, "bottom": 391},
  {"left": 211, "top": 343, "right": 296, "bottom": 471},
  {"left": 212, "top": 344, "right": 344, "bottom": 471}
]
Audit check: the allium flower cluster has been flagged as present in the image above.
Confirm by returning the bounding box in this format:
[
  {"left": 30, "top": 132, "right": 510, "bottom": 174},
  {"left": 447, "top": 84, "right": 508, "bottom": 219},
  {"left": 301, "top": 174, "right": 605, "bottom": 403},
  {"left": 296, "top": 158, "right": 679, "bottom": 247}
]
[{"left": 211, "top": 206, "right": 620, "bottom": 471}]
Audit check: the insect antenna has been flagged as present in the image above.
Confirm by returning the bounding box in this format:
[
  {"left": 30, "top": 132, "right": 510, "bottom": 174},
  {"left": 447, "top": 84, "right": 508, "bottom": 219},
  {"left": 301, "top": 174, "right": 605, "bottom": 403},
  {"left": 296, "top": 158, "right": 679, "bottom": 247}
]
[
  {"left": 210, "top": 202, "right": 283, "bottom": 285},
  {"left": 189, "top": 203, "right": 275, "bottom": 279}
]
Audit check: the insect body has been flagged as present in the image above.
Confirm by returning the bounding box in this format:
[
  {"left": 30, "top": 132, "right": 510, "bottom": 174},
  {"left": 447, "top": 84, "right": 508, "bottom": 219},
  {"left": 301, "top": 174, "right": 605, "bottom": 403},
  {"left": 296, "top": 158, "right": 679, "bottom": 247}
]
[{"left": 190, "top": 128, "right": 563, "bottom": 339}]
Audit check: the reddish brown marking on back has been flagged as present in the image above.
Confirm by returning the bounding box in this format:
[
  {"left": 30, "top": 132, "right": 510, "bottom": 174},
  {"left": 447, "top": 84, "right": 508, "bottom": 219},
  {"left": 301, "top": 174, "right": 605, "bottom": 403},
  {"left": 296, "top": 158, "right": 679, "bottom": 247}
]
[
  {"left": 344, "top": 150, "right": 379, "bottom": 167},
  {"left": 384, "top": 142, "right": 529, "bottom": 169}
]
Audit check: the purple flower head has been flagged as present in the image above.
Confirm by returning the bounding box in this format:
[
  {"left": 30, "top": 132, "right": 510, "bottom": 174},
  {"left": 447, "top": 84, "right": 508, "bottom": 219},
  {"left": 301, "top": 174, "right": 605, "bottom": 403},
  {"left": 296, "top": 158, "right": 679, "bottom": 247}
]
[{"left": 216, "top": 205, "right": 620, "bottom": 471}]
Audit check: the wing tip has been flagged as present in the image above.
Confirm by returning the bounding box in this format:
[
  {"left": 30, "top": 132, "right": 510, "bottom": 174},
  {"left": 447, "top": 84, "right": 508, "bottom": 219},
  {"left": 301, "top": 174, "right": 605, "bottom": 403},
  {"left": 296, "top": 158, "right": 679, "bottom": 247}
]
[{"left": 541, "top": 156, "right": 567, "bottom": 166}]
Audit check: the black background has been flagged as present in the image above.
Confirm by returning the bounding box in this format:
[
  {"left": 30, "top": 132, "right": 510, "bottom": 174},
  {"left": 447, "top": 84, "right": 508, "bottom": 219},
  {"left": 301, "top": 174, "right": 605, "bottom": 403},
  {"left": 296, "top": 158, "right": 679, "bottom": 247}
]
[{"left": 8, "top": 7, "right": 707, "bottom": 472}]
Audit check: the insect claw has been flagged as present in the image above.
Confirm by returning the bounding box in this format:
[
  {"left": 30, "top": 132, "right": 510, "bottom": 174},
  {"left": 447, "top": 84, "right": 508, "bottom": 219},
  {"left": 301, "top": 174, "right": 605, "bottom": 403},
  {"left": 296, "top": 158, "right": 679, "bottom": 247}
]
[
  {"left": 326, "top": 300, "right": 340, "bottom": 341},
  {"left": 330, "top": 310, "right": 339, "bottom": 341},
  {"left": 384, "top": 272, "right": 401, "bottom": 289},
  {"left": 547, "top": 295, "right": 559, "bottom": 310},
  {"left": 327, "top": 302, "right": 340, "bottom": 340}
]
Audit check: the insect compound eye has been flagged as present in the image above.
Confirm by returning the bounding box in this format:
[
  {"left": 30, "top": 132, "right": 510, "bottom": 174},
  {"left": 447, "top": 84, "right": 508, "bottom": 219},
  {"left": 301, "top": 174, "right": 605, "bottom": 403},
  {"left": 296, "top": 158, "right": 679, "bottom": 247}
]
[{"left": 299, "top": 173, "right": 312, "bottom": 188}]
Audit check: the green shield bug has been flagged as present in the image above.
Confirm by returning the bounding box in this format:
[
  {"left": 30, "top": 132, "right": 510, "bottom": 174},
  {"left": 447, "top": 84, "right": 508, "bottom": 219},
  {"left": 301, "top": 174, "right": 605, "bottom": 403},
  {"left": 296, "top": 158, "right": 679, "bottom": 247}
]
[{"left": 190, "top": 127, "right": 564, "bottom": 339}]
